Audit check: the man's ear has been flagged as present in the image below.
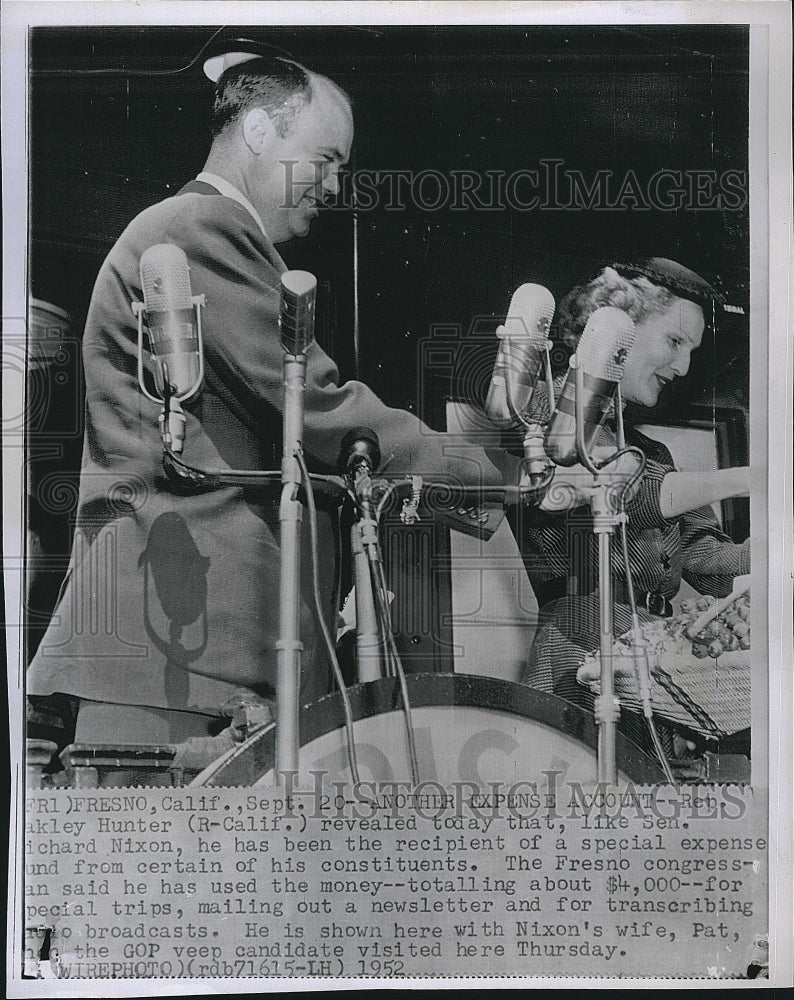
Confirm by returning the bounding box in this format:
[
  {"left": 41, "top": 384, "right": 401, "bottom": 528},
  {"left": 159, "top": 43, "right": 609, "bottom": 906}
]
[{"left": 242, "top": 107, "right": 275, "bottom": 154}]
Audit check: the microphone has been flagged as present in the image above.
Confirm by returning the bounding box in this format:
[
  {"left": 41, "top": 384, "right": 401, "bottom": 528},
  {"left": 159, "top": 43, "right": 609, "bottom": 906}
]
[
  {"left": 280, "top": 270, "right": 317, "bottom": 355},
  {"left": 138, "top": 244, "right": 204, "bottom": 400},
  {"left": 279, "top": 270, "right": 318, "bottom": 487},
  {"left": 484, "top": 283, "right": 555, "bottom": 427},
  {"left": 544, "top": 306, "right": 635, "bottom": 467},
  {"left": 337, "top": 427, "right": 382, "bottom": 475}
]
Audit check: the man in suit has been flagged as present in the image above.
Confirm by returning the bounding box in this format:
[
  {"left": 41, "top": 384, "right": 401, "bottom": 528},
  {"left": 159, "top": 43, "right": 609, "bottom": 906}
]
[{"left": 27, "top": 56, "right": 523, "bottom": 747}]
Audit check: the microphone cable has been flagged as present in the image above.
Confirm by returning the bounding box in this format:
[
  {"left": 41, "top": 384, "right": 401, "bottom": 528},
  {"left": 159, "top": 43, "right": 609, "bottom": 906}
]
[
  {"left": 354, "top": 474, "right": 421, "bottom": 786},
  {"left": 610, "top": 456, "right": 676, "bottom": 785},
  {"left": 617, "top": 518, "right": 676, "bottom": 785},
  {"left": 296, "top": 448, "right": 361, "bottom": 785},
  {"left": 368, "top": 553, "right": 421, "bottom": 786}
]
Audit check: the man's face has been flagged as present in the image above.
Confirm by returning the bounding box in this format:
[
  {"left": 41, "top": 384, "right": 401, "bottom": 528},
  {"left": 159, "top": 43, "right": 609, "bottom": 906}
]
[
  {"left": 619, "top": 297, "right": 705, "bottom": 407},
  {"left": 256, "top": 80, "right": 353, "bottom": 243}
]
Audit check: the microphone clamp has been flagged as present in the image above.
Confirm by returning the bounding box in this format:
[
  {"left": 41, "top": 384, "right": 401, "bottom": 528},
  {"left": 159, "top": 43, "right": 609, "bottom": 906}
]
[
  {"left": 158, "top": 399, "right": 187, "bottom": 456},
  {"left": 132, "top": 294, "right": 206, "bottom": 405}
]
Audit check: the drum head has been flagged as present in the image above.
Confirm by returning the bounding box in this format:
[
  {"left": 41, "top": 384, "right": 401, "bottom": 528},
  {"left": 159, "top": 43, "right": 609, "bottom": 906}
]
[{"left": 192, "top": 673, "right": 663, "bottom": 787}]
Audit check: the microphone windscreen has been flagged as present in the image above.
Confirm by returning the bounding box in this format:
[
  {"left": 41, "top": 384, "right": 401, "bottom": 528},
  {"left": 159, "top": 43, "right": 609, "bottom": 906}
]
[
  {"left": 577, "top": 307, "right": 636, "bottom": 381},
  {"left": 140, "top": 244, "right": 192, "bottom": 312},
  {"left": 503, "top": 283, "right": 556, "bottom": 344},
  {"left": 484, "top": 283, "right": 555, "bottom": 427}
]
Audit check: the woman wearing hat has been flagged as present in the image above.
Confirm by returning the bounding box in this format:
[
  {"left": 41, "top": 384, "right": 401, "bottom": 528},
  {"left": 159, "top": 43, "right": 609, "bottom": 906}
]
[{"left": 514, "top": 259, "right": 750, "bottom": 743}]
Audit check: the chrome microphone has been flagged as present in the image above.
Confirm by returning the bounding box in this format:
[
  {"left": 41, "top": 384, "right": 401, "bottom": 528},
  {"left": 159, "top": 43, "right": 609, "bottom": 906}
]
[
  {"left": 133, "top": 244, "right": 206, "bottom": 454},
  {"left": 279, "top": 270, "right": 317, "bottom": 356},
  {"left": 484, "top": 283, "right": 555, "bottom": 428},
  {"left": 279, "top": 270, "right": 318, "bottom": 488},
  {"left": 138, "top": 244, "right": 204, "bottom": 400},
  {"left": 544, "top": 306, "right": 635, "bottom": 467}
]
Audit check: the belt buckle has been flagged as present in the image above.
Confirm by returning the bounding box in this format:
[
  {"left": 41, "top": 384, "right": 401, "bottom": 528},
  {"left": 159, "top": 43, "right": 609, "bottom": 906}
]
[{"left": 646, "top": 592, "right": 667, "bottom": 617}]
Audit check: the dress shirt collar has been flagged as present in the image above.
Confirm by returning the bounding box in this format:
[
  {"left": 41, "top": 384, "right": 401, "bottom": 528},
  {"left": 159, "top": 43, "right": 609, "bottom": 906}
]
[{"left": 195, "top": 172, "right": 267, "bottom": 238}]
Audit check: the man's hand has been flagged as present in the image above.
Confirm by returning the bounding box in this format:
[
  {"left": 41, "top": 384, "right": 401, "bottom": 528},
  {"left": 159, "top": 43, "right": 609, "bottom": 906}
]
[
  {"left": 533, "top": 446, "right": 644, "bottom": 512},
  {"left": 537, "top": 464, "right": 597, "bottom": 511}
]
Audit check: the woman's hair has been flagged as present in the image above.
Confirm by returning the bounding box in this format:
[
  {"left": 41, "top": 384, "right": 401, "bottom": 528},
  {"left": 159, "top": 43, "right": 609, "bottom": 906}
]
[{"left": 556, "top": 266, "right": 678, "bottom": 350}]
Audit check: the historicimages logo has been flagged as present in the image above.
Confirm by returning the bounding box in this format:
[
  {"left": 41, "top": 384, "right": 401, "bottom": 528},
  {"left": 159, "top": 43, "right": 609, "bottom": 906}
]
[{"left": 279, "top": 158, "right": 748, "bottom": 213}]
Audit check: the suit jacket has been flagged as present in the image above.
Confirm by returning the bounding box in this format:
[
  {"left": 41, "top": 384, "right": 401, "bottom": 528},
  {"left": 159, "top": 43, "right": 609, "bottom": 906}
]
[{"left": 28, "top": 181, "right": 520, "bottom": 714}]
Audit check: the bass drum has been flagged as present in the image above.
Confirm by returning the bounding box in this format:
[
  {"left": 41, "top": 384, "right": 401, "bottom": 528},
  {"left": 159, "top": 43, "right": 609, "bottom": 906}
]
[{"left": 191, "top": 674, "right": 663, "bottom": 788}]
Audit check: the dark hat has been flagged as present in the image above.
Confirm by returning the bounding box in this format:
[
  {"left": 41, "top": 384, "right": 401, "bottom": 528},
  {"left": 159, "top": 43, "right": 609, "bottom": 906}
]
[{"left": 612, "top": 257, "right": 725, "bottom": 307}]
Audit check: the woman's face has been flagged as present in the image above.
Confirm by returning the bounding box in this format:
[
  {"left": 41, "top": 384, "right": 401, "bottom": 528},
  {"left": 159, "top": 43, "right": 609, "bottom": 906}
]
[{"left": 620, "top": 297, "right": 705, "bottom": 407}]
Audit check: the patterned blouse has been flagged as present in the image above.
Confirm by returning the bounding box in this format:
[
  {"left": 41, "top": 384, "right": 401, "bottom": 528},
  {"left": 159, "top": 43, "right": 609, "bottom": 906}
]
[
  {"left": 510, "top": 383, "right": 750, "bottom": 697},
  {"left": 514, "top": 381, "right": 750, "bottom": 604}
]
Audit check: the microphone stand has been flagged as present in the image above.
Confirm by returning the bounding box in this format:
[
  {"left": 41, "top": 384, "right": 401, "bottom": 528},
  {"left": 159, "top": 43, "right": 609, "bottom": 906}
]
[
  {"left": 349, "top": 466, "right": 382, "bottom": 683},
  {"left": 158, "top": 451, "right": 531, "bottom": 786},
  {"left": 277, "top": 348, "right": 309, "bottom": 786},
  {"left": 572, "top": 361, "right": 624, "bottom": 787},
  {"left": 349, "top": 462, "right": 421, "bottom": 784}
]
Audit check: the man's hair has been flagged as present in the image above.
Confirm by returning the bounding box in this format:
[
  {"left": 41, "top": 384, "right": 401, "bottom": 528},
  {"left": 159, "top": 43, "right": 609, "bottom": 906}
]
[
  {"left": 556, "top": 266, "right": 678, "bottom": 350},
  {"left": 211, "top": 57, "right": 313, "bottom": 139}
]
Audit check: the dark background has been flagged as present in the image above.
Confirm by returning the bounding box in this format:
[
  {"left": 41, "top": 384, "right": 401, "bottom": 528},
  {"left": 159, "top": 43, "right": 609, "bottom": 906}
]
[
  {"left": 27, "top": 24, "right": 751, "bottom": 665},
  {"left": 31, "top": 24, "right": 750, "bottom": 398}
]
